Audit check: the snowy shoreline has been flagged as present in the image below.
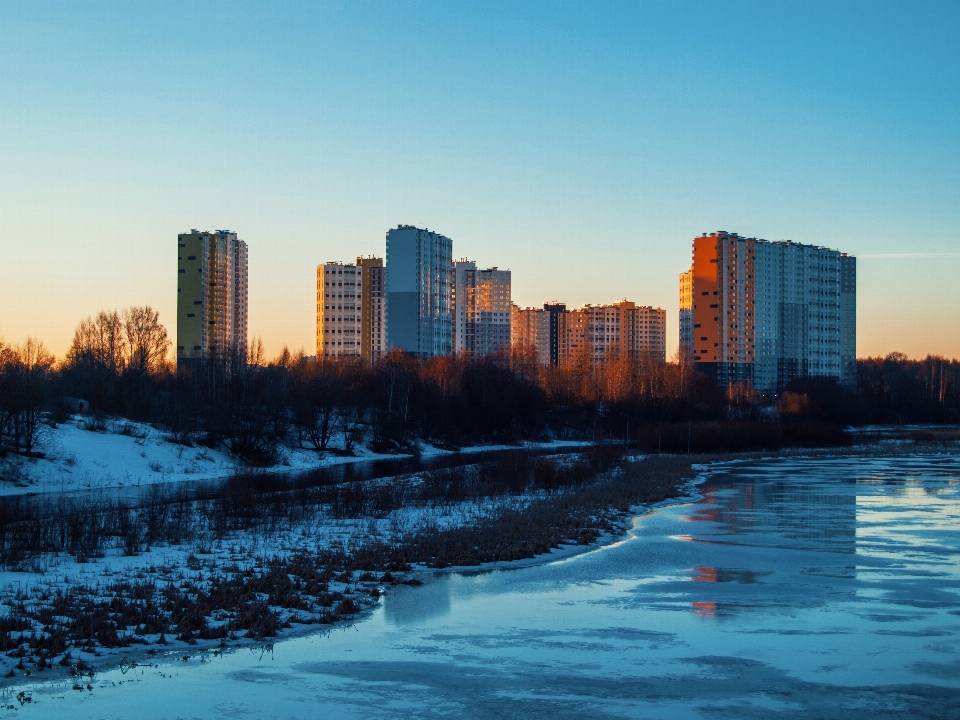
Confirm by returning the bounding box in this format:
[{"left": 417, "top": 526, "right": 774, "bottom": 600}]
[
  {"left": 0, "top": 414, "right": 591, "bottom": 499},
  {"left": 0, "top": 464, "right": 712, "bottom": 693},
  {"left": 1, "top": 439, "right": 957, "bottom": 692}
]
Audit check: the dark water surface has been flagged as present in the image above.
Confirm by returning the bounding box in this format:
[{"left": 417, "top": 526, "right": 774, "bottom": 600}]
[{"left": 9, "top": 454, "right": 960, "bottom": 719}]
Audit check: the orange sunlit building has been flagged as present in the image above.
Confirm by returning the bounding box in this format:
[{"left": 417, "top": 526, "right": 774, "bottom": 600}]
[
  {"left": 512, "top": 300, "right": 666, "bottom": 369},
  {"left": 316, "top": 257, "right": 386, "bottom": 362},
  {"left": 682, "top": 231, "right": 856, "bottom": 392}
]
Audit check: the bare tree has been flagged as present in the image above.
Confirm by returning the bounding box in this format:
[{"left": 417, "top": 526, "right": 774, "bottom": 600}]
[
  {"left": 247, "top": 337, "right": 266, "bottom": 367},
  {"left": 0, "top": 338, "right": 12, "bottom": 451},
  {"left": 2, "top": 338, "right": 55, "bottom": 454},
  {"left": 122, "top": 306, "right": 170, "bottom": 375},
  {"left": 67, "top": 311, "right": 125, "bottom": 372},
  {"left": 292, "top": 363, "right": 343, "bottom": 451}
]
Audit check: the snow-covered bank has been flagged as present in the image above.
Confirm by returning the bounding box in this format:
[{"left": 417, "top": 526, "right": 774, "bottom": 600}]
[
  {"left": 0, "top": 487, "right": 548, "bottom": 687},
  {"left": 7, "top": 453, "right": 960, "bottom": 719},
  {"left": 0, "top": 450, "right": 691, "bottom": 685},
  {"left": 11, "top": 445, "right": 951, "bottom": 690},
  {"left": 0, "top": 416, "right": 381, "bottom": 497},
  {"left": 0, "top": 415, "right": 590, "bottom": 498}
]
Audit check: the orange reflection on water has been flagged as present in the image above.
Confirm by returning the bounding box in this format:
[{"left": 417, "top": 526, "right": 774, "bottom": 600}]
[
  {"left": 692, "top": 601, "right": 717, "bottom": 617},
  {"left": 692, "top": 567, "right": 717, "bottom": 583},
  {"left": 691, "top": 567, "right": 758, "bottom": 584},
  {"left": 685, "top": 484, "right": 757, "bottom": 532}
]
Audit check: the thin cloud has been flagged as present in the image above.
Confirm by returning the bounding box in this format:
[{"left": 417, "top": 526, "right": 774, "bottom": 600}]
[{"left": 859, "top": 252, "right": 960, "bottom": 259}]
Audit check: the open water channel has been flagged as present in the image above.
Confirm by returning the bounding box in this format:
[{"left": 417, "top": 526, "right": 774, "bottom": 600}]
[{"left": 6, "top": 453, "right": 960, "bottom": 719}]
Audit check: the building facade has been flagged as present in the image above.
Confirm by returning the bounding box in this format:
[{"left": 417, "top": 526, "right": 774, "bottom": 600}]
[
  {"left": 543, "top": 302, "right": 566, "bottom": 366},
  {"left": 177, "top": 229, "right": 248, "bottom": 362},
  {"left": 839, "top": 255, "right": 857, "bottom": 387},
  {"left": 385, "top": 225, "right": 453, "bottom": 357},
  {"left": 512, "top": 300, "right": 666, "bottom": 369},
  {"left": 557, "top": 308, "right": 589, "bottom": 370},
  {"left": 577, "top": 304, "right": 623, "bottom": 366},
  {"left": 316, "top": 258, "right": 387, "bottom": 362},
  {"left": 453, "top": 260, "right": 512, "bottom": 356},
  {"left": 679, "top": 269, "right": 693, "bottom": 355},
  {"left": 453, "top": 260, "right": 477, "bottom": 354},
  {"left": 623, "top": 302, "right": 667, "bottom": 364},
  {"left": 357, "top": 256, "right": 387, "bottom": 365},
  {"left": 683, "top": 230, "right": 856, "bottom": 392},
  {"left": 558, "top": 301, "right": 666, "bottom": 368},
  {"left": 316, "top": 262, "right": 362, "bottom": 358},
  {"left": 511, "top": 305, "right": 550, "bottom": 365}
]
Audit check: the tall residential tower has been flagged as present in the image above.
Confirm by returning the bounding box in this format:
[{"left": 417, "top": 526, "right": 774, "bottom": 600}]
[
  {"left": 544, "top": 302, "right": 566, "bottom": 366},
  {"left": 316, "top": 256, "right": 386, "bottom": 362},
  {"left": 453, "top": 260, "right": 512, "bottom": 356},
  {"left": 511, "top": 305, "right": 550, "bottom": 365},
  {"left": 385, "top": 225, "right": 453, "bottom": 357},
  {"left": 357, "top": 256, "right": 387, "bottom": 365},
  {"left": 177, "top": 230, "right": 248, "bottom": 362},
  {"left": 679, "top": 269, "right": 693, "bottom": 356},
  {"left": 316, "top": 262, "right": 362, "bottom": 359},
  {"left": 682, "top": 231, "right": 856, "bottom": 392}
]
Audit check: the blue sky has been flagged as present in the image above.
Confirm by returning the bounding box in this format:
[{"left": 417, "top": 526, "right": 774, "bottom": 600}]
[{"left": 1, "top": 0, "right": 958, "bottom": 358}]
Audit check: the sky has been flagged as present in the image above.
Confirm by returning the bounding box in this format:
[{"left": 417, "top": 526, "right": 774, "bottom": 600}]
[{"left": 1, "top": 0, "right": 959, "bottom": 360}]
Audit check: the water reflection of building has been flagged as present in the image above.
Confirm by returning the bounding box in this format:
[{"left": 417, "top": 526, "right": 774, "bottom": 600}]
[
  {"left": 384, "top": 577, "right": 452, "bottom": 626},
  {"left": 689, "top": 469, "right": 857, "bottom": 554},
  {"left": 683, "top": 467, "right": 859, "bottom": 617},
  {"left": 692, "top": 567, "right": 760, "bottom": 584}
]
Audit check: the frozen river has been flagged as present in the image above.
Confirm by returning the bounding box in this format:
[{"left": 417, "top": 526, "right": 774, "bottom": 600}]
[{"left": 8, "top": 454, "right": 960, "bottom": 719}]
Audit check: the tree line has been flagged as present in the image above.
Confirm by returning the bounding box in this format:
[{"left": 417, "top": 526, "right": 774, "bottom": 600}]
[{"left": 2, "top": 307, "right": 958, "bottom": 463}]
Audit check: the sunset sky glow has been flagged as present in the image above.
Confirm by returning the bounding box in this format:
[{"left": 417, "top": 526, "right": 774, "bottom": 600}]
[{"left": 1, "top": 0, "right": 958, "bottom": 360}]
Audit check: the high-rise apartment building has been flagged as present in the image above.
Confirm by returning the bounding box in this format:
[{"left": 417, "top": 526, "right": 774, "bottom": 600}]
[
  {"left": 511, "top": 306, "right": 550, "bottom": 365},
  {"left": 683, "top": 231, "right": 856, "bottom": 392},
  {"left": 177, "top": 229, "right": 248, "bottom": 362},
  {"left": 544, "top": 302, "right": 566, "bottom": 366},
  {"left": 316, "top": 258, "right": 387, "bottom": 362},
  {"left": 385, "top": 225, "right": 453, "bottom": 357},
  {"left": 453, "top": 260, "right": 512, "bottom": 356},
  {"left": 557, "top": 308, "right": 590, "bottom": 370},
  {"left": 839, "top": 255, "right": 857, "bottom": 387},
  {"left": 357, "top": 256, "right": 387, "bottom": 365},
  {"left": 679, "top": 269, "right": 693, "bottom": 355},
  {"left": 316, "top": 262, "right": 362, "bottom": 358},
  {"left": 453, "top": 260, "right": 476, "bottom": 353},
  {"left": 623, "top": 302, "right": 668, "bottom": 364},
  {"left": 558, "top": 301, "right": 666, "bottom": 368},
  {"left": 577, "top": 304, "right": 623, "bottom": 366}
]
